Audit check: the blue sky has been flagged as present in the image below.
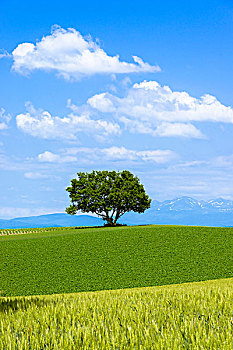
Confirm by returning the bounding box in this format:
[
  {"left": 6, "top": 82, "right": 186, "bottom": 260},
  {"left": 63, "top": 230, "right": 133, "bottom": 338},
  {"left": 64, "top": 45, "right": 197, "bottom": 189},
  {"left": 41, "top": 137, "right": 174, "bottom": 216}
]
[{"left": 0, "top": 0, "right": 233, "bottom": 218}]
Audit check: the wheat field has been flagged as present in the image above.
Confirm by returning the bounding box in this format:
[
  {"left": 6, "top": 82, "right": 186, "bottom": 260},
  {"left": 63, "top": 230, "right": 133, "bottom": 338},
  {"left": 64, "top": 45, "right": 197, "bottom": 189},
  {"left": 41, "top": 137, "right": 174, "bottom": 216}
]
[{"left": 0, "top": 278, "right": 232, "bottom": 349}]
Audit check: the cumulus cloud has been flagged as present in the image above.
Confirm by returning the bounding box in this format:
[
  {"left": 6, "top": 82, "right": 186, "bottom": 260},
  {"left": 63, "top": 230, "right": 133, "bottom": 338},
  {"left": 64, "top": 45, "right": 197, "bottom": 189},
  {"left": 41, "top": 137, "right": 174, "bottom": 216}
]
[
  {"left": 16, "top": 80, "right": 233, "bottom": 141},
  {"left": 39, "top": 146, "right": 176, "bottom": 164},
  {"left": 120, "top": 118, "right": 204, "bottom": 138},
  {"left": 38, "top": 151, "right": 77, "bottom": 163},
  {"left": 87, "top": 93, "right": 116, "bottom": 113},
  {"left": 0, "top": 108, "right": 11, "bottom": 130},
  {"left": 11, "top": 26, "right": 160, "bottom": 80},
  {"left": 154, "top": 122, "right": 204, "bottom": 138},
  {"left": 16, "top": 102, "right": 121, "bottom": 140},
  {"left": 88, "top": 80, "right": 233, "bottom": 138}
]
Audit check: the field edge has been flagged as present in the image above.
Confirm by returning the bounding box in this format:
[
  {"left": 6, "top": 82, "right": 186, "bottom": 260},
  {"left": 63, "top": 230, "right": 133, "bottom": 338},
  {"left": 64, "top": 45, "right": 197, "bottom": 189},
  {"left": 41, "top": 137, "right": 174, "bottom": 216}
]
[{"left": 1, "top": 276, "right": 232, "bottom": 301}]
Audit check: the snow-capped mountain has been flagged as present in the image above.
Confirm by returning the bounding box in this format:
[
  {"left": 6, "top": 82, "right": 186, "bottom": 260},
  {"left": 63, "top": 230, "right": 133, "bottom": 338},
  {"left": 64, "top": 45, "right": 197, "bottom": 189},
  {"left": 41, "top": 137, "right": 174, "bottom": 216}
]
[
  {"left": 203, "top": 198, "right": 233, "bottom": 211},
  {"left": 153, "top": 196, "right": 233, "bottom": 212},
  {"left": 155, "top": 197, "right": 203, "bottom": 211},
  {"left": 121, "top": 196, "right": 233, "bottom": 227}
]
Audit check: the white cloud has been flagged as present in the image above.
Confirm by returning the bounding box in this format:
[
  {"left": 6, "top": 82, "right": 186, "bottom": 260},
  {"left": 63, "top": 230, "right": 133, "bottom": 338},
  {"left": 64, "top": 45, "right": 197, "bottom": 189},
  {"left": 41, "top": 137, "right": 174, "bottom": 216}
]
[
  {"left": 154, "top": 122, "right": 204, "bottom": 138},
  {"left": 51, "top": 146, "right": 176, "bottom": 164},
  {"left": 16, "top": 102, "right": 121, "bottom": 140},
  {"left": 38, "top": 151, "right": 77, "bottom": 163},
  {"left": 38, "top": 151, "right": 60, "bottom": 162},
  {"left": 11, "top": 26, "right": 160, "bottom": 80},
  {"left": 119, "top": 118, "right": 204, "bottom": 138},
  {"left": 0, "top": 108, "right": 11, "bottom": 130},
  {"left": 88, "top": 80, "right": 233, "bottom": 138},
  {"left": 131, "top": 81, "right": 233, "bottom": 123},
  {"left": 15, "top": 80, "right": 233, "bottom": 141},
  {"left": 119, "top": 117, "right": 155, "bottom": 135},
  {"left": 88, "top": 93, "right": 116, "bottom": 113},
  {"left": 102, "top": 146, "right": 175, "bottom": 163}
]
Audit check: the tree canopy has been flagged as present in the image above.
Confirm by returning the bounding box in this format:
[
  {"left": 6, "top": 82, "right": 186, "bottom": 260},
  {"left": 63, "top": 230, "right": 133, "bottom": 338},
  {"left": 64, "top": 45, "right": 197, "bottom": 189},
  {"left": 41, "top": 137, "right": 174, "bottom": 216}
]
[{"left": 66, "top": 170, "right": 151, "bottom": 226}]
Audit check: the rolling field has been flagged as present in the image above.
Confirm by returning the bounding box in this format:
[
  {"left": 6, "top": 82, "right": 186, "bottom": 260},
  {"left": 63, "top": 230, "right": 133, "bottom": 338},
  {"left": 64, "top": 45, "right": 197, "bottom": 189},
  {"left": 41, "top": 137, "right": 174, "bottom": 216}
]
[
  {"left": 0, "top": 225, "right": 232, "bottom": 297},
  {"left": 0, "top": 278, "right": 232, "bottom": 349}
]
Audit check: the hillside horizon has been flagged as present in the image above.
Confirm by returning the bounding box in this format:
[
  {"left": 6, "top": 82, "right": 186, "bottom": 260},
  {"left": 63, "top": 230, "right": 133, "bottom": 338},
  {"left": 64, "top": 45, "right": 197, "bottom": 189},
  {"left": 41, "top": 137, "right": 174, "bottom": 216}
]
[{"left": 2, "top": 196, "right": 233, "bottom": 229}]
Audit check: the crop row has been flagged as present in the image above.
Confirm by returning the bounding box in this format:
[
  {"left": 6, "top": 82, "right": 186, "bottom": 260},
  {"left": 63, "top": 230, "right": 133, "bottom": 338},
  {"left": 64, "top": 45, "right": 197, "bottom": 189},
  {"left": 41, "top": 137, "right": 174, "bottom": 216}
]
[
  {"left": 0, "top": 227, "right": 70, "bottom": 236},
  {"left": 0, "top": 278, "right": 232, "bottom": 349}
]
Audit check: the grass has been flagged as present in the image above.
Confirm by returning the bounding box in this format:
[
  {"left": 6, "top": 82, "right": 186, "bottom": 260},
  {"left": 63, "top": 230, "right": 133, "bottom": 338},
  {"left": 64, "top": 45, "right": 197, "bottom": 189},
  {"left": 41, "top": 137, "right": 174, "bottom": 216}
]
[
  {"left": 0, "top": 225, "right": 232, "bottom": 297},
  {"left": 0, "top": 278, "right": 232, "bottom": 349}
]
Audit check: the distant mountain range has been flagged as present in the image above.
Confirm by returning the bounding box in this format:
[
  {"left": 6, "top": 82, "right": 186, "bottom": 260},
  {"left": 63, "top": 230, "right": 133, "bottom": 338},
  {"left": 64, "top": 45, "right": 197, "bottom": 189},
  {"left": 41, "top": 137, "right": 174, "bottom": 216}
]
[
  {"left": 121, "top": 197, "right": 233, "bottom": 227},
  {"left": 0, "top": 213, "right": 102, "bottom": 229},
  {"left": 1, "top": 197, "right": 233, "bottom": 229},
  {"left": 150, "top": 197, "right": 233, "bottom": 212}
]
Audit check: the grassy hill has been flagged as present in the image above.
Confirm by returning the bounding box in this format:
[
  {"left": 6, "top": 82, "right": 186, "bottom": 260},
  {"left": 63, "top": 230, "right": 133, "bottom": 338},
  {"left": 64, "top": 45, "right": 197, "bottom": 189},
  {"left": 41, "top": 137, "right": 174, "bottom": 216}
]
[
  {"left": 1, "top": 278, "right": 232, "bottom": 349},
  {"left": 1, "top": 225, "right": 232, "bottom": 297}
]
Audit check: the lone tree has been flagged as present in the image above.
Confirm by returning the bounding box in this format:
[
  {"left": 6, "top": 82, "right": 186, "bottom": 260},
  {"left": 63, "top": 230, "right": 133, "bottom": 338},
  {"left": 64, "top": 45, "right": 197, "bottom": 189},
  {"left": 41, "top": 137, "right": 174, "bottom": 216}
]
[{"left": 66, "top": 170, "right": 151, "bottom": 226}]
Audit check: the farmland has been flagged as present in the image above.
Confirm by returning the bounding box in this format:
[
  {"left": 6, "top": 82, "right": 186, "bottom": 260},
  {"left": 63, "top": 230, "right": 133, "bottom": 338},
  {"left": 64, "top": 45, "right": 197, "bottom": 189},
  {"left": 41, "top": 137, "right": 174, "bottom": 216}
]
[
  {"left": 0, "top": 278, "right": 232, "bottom": 349},
  {"left": 1, "top": 225, "right": 232, "bottom": 297}
]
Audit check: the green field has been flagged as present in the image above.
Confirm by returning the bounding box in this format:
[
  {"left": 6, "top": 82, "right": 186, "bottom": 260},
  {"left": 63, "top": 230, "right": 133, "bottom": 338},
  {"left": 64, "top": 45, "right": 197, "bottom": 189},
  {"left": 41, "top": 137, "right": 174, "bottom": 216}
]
[
  {"left": 1, "top": 225, "right": 232, "bottom": 297},
  {"left": 0, "top": 278, "right": 232, "bottom": 349}
]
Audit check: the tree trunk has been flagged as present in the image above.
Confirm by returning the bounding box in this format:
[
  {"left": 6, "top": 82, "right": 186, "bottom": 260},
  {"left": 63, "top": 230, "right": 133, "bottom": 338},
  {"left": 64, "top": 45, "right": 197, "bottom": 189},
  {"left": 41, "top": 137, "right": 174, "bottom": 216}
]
[
  {"left": 105, "top": 217, "right": 114, "bottom": 226},
  {"left": 113, "top": 210, "right": 120, "bottom": 225},
  {"left": 105, "top": 211, "right": 120, "bottom": 226}
]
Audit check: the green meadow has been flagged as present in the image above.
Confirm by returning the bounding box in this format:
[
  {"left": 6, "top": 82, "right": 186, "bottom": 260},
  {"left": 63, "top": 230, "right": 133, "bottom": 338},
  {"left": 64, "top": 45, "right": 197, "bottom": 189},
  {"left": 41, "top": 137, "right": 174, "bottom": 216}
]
[
  {"left": 1, "top": 225, "right": 232, "bottom": 297},
  {"left": 0, "top": 278, "right": 232, "bottom": 349}
]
